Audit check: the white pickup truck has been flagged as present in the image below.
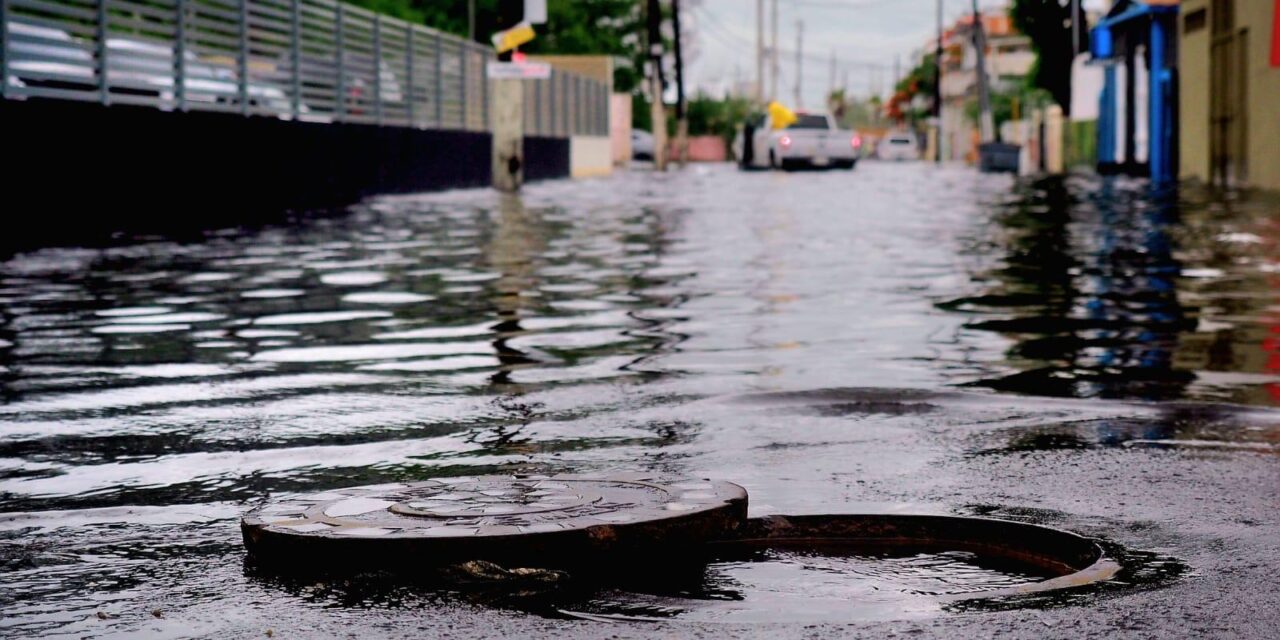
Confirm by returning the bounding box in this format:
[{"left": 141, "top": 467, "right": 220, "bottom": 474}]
[{"left": 735, "top": 111, "right": 862, "bottom": 171}]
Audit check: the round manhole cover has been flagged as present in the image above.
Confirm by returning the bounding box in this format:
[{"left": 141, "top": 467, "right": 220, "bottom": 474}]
[{"left": 242, "top": 473, "right": 747, "bottom": 569}]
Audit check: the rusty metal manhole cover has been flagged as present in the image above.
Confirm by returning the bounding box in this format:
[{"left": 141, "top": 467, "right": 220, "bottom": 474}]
[{"left": 242, "top": 473, "right": 747, "bottom": 569}]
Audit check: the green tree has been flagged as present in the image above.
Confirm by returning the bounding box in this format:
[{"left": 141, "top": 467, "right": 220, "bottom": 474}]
[
  {"left": 1010, "top": 0, "right": 1086, "bottom": 116},
  {"left": 686, "top": 94, "right": 753, "bottom": 143},
  {"left": 886, "top": 53, "right": 937, "bottom": 123}
]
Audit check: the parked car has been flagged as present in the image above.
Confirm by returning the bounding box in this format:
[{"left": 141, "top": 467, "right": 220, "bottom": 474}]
[
  {"left": 631, "top": 129, "right": 655, "bottom": 160},
  {"left": 878, "top": 131, "right": 921, "bottom": 161},
  {"left": 6, "top": 21, "right": 307, "bottom": 119},
  {"left": 734, "top": 111, "right": 861, "bottom": 170}
]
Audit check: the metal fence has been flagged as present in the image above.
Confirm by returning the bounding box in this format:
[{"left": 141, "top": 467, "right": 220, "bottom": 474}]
[
  {"left": 0, "top": 0, "right": 609, "bottom": 135},
  {"left": 524, "top": 69, "right": 608, "bottom": 137}
]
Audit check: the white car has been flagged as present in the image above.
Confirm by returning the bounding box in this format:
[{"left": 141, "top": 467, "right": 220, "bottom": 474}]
[
  {"left": 736, "top": 111, "right": 861, "bottom": 170},
  {"left": 631, "top": 129, "right": 655, "bottom": 160},
  {"left": 878, "top": 132, "right": 921, "bottom": 161}
]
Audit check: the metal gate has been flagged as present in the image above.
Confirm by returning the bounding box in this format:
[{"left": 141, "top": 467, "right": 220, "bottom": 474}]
[{"left": 1210, "top": 0, "right": 1249, "bottom": 186}]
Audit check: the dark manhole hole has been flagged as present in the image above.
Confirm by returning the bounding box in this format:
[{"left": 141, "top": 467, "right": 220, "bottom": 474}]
[{"left": 561, "top": 514, "right": 1123, "bottom": 623}]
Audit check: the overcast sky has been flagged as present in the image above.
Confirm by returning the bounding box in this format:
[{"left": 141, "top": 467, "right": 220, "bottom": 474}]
[{"left": 687, "top": 0, "right": 1108, "bottom": 108}]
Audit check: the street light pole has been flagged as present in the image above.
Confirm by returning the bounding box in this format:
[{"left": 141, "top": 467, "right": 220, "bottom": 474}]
[
  {"left": 972, "top": 0, "right": 994, "bottom": 143},
  {"left": 770, "top": 0, "right": 778, "bottom": 102},
  {"left": 756, "top": 0, "right": 764, "bottom": 104},
  {"left": 794, "top": 19, "right": 803, "bottom": 108},
  {"left": 647, "top": 0, "right": 668, "bottom": 170}
]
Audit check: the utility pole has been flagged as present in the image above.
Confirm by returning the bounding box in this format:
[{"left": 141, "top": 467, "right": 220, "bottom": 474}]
[
  {"left": 491, "top": 0, "right": 524, "bottom": 191},
  {"left": 829, "top": 50, "right": 836, "bottom": 106},
  {"left": 934, "top": 0, "right": 943, "bottom": 162},
  {"left": 468, "top": 0, "right": 476, "bottom": 42},
  {"left": 673, "top": 0, "right": 688, "bottom": 166},
  {"left": 756, "top": 0, "right": 764, "bottom": 104},
  {"left": 972, "top": 0, "right": 994, "bottom": 143},
  {"left": 770, "top": 0, "right": 779, "bottom": 102},
  {"left": 1071, "top": 0, "right": 1080, "bottom": 58},
  {"left": 794, "top": 19, "right": 803, "bottom": 107},
  {"left": 647, "top": 0, "right": 668, "bottom": 170}
]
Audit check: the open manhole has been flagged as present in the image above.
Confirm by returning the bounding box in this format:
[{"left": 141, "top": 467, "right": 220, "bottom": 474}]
[
  {"left": 244, "top": 476, "right": 1126, "bottom": 621},
  {"left": 561, "top": 513, "right": 1120, "bottom": 623}
]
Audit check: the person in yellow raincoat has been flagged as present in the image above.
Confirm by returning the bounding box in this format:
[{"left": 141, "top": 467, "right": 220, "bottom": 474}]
[{"left": 767, "top": 101, "right": 798, "bottom": 130}]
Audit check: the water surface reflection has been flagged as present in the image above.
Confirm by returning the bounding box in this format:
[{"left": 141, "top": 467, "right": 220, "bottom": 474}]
[{"left": 1, "top": 165, "right": 1278, "bottom": 635}]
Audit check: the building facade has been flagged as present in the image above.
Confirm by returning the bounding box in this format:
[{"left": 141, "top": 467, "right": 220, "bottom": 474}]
[
  {"left": 1178, "top": 0, "right": 1280, "bottom": 190},
  {"left": 939, "top": 14, "right": 1035, "bottom": 163},
  {"left": 1091, "top": 0, "right": 1180, "bottom": 182}
]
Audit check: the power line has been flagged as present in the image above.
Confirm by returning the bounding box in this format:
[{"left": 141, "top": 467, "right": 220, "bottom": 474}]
[
  {"left": 695, "top": 8, "right": 889, "bottom": 70},
  {"left": 781, "top": 0, "right": 932, "bottom": 10}
]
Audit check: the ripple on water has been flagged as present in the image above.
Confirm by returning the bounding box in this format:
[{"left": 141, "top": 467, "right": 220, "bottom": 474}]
[
  {"left": 252, "top": 311, "right": 393, "bottom": 325},
  {"left": 240, "top": 289, "right": 306, "bottom": 299},
  {"left": 0, "top": 166, "right": 1272, "bottom": 636},
  {"left": 341, "top": 292, "right": 434, "bottom": 305},
  {"left": 319, "top": 271, "right": 388, "bottom": 286}
]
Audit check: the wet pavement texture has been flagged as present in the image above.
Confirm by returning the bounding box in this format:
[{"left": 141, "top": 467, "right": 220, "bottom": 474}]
[{"left": 1, "top": 162, "right": 1278, "bottom": 637}]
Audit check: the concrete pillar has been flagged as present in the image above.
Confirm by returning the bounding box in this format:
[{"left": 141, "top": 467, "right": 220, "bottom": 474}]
[
  {"left": 675, "top": 119, "right": 689, "bottom": 167},
  {"left": 1045, "top": 104, "right": 1065, "bottom": 174},
  {"left": 492, "top": 78, "right": 524, "bottom": 192},
  {"left": 649, "top": 73, "right": 668, "bottom": 171}
]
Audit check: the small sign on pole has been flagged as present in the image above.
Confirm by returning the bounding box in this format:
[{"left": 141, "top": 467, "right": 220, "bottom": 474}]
[
  {"left": 487, "top": 60, "right": 552, "bottom": 80},
  {"left": 492, "top": 23, "right": 535, "bottom": 54}
]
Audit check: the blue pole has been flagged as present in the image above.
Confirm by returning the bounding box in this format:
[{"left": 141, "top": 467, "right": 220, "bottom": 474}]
[{"left": 1149, "top": 15, "right": 1168, "bottom": 184}]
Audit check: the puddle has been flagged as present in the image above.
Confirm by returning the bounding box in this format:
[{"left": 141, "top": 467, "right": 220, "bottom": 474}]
[{"left": 560, "top": 545, "right": 1058, "bottom": 623}]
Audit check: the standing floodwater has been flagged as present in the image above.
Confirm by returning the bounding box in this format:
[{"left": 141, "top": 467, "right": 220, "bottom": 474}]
[{"left": 1, "top": 164, "right": 1277, "bottom": 637}]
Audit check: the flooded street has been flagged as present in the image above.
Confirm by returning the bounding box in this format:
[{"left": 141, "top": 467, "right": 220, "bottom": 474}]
[{"left": 2, "top": 163, "right": 1278, "bottom": 637}]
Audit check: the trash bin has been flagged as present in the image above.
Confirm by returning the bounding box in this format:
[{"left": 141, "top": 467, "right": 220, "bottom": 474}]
[{"left": 979, "top": 142, "right": 1021, "bottom": 174}]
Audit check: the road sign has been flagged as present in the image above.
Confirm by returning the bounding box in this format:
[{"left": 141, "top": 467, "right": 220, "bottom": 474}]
[
  {"left": 492, "top": 23, "right": 535, "bottom": 54},
  {"left": 486, "top": 60, "right": 552, "bottom": 80}
]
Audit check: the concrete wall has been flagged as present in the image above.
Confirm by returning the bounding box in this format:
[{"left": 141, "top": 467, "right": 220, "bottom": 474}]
[
  {"left": 529, "top": 55, "right": 613, "bottom": 85},
  {"left": 524, "top": 136, "right": 572, "bottom": 183},
  {"left": 570, "top": 136, "right": 613, "bottom": 178},
  {"left": 672, "top": 136, "right": 728, "bottom": 162},
  {"left": 0, "top": 98, "right": 570, "bottom": 251},
  {"left": 1244, "top": 0, "right": 1280, "bottom": 190},
  {"left": 1179, "top": 0, "right": 1213, "bottom": 182},
  {"left": 1180, "top": 0, "right": 1280, "bottom": 190},
  {"left": 610, "top": 94, "right": 632, "bottom": 165}
]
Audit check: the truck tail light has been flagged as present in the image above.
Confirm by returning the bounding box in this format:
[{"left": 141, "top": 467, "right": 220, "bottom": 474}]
[
  {"left": 851, "top": 134, "right": 863, "bottom": 149},
  {"left": 779, "top": 135, "right": 792, "bottom": 149}
]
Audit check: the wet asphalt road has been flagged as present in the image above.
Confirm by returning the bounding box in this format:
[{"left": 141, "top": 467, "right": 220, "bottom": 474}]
[{"left": 1, "top": 162, "right": 1278, "bottom": 637}]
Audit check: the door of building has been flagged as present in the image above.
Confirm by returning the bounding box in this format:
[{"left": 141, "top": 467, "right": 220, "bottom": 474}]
[{"left": 1210, "top": 0, "right": 1249, "bottom": 186}]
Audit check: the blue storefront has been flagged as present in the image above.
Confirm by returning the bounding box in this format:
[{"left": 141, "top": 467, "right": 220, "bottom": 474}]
[{"left": 1091, "top": 0, "right": 1180, "bottom": 185}]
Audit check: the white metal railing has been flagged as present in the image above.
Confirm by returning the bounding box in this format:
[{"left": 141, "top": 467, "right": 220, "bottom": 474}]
[
  {"left": 1, "top": 0, "right": 608, "bottom": 135},
  {"left": 523, "top": 67, "right": 609, "bottom": 137}
]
